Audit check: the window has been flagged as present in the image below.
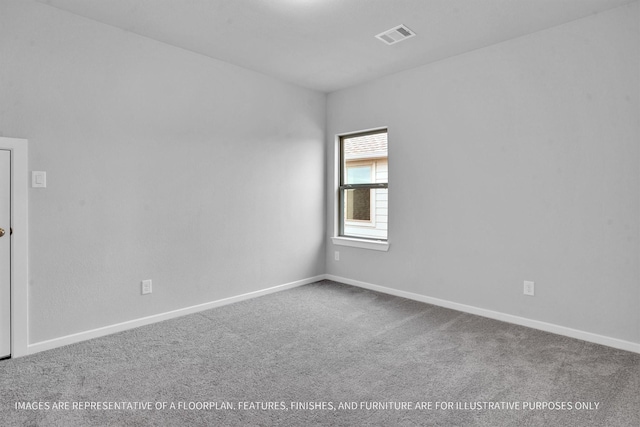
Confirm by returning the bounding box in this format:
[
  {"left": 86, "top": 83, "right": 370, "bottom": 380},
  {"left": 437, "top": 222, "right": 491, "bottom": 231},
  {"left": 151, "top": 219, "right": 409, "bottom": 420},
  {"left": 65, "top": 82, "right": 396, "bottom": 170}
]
[
  {"left": 338, "top": 129, "right": 388, "bottom": 242},
  {"left": 345, "top": 162, "right": 373, "bottom": 222}
]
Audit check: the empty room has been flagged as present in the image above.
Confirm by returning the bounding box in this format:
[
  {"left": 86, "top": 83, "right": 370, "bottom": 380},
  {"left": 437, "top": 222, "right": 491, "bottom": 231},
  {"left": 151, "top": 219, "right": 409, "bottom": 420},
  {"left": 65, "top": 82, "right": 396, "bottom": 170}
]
[{"left": 0, "top": 0, "right": 638, "bottom": 425}]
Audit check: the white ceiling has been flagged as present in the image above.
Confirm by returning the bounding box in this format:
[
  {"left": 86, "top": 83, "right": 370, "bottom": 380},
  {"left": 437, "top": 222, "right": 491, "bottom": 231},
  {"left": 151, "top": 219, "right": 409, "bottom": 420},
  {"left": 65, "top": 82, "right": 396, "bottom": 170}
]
[{"left": 35, "top": 0, "right": 634, "bottom": 93}]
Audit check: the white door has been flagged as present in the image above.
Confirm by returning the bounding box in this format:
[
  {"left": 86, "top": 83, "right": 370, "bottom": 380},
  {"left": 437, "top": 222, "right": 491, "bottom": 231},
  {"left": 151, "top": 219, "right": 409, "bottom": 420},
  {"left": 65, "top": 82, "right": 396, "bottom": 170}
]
[{"left": 0, "top": 149, "right": 10, "bottom": 358}]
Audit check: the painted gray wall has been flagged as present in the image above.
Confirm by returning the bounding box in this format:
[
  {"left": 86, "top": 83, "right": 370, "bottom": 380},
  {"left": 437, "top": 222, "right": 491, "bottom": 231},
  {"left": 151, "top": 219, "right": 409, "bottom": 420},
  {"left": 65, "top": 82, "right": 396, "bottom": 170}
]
[
  {"left": 327, "top": 3, "right": 639, "bottom": 344},
  {"left": 0, "top": 0, "right": 636, "bottom": 349},
  {"left": 0, "top": 0, "right": 326, "bottom": 343}
]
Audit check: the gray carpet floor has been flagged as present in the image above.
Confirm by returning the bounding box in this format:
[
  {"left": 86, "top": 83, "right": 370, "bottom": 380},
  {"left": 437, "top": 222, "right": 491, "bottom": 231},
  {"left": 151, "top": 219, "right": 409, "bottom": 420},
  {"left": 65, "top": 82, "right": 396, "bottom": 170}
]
[{"left": 1, "top": 280, "right": 638, "bottom": 426}]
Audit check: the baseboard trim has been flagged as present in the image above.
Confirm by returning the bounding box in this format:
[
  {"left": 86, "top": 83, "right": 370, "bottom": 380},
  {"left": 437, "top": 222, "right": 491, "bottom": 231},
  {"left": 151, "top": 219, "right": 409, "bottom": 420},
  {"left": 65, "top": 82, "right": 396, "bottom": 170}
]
[
  {"left": 24, "top": 274, "right": 640, "bottom": 356},
  {"left": 325, "top": 274, "right": 640, "bottom": 354},
  {"left": 26, "top": 275, "right": 325, "bottom": 356}
]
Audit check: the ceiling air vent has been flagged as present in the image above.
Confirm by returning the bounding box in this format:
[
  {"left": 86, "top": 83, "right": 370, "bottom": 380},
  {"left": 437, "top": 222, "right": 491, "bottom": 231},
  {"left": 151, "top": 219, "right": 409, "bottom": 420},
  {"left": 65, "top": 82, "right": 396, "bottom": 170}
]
[{"left": 375, "top": 24, "right": 416, "bottom": 45}]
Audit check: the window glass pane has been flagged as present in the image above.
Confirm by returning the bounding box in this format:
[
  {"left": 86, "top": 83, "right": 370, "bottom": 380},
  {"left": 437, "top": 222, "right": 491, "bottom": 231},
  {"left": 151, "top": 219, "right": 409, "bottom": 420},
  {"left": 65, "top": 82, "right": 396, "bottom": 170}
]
[
  {"left": 342, "top": 187, "right": 388, "bottom": 240},
  {"left": 343, "top": 133, "right": 387, "bottom": 161},
  {"left": 344, "top": 188, "right": 371, "bottom": 221},
  {"left": 346, "top": 166, "right": 372, "bottom": 184}
]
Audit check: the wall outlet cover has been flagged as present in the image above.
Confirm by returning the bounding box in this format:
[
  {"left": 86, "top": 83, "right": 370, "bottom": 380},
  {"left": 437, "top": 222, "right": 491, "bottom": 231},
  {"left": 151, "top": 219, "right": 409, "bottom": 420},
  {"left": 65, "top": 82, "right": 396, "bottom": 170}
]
[
  {"left": 141, "top": 279, "right": 152, "bottom": 295},
  {"left": 524, "top": 280, "right": 535, "bottom": 296}
]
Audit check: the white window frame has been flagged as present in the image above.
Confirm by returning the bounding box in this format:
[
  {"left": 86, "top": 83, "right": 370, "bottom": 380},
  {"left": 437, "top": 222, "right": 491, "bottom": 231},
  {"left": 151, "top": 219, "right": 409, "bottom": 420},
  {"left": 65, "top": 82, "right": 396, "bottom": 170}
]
[{"left": 332, "top": 128, "right": 389, "bottom": 252}]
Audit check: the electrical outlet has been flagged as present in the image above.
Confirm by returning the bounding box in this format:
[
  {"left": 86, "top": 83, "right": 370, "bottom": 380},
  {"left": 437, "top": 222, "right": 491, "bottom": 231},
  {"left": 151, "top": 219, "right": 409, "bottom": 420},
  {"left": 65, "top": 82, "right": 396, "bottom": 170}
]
[
  {"left": 524, "top": 281, "right": 534, "bottom": 296},
  {"left": 141, "top": 279, "right": 152, "bottom": 295},
  {"left": 334, "top": 251, "right": 340, "bottom": 261}
]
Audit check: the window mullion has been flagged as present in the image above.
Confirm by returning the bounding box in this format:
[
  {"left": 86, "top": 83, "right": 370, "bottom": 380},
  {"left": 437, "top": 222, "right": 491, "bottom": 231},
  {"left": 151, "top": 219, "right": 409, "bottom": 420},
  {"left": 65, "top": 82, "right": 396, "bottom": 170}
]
[{"left": 340, "top": 183, "right": 387, "bottom": 190}]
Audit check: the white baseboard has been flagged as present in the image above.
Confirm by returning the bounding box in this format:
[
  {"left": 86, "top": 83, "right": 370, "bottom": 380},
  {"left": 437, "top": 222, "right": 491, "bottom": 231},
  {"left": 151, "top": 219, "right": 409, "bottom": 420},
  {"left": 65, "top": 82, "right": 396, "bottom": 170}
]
[
  {"left": 325, "top": 274, "right": 640, "bottom": 354},
  {"left": 24, "top": 274, "right": 640, "bottom": 356},
  {"left": 26, "top": 275, "right": 325, "bottom": 356}
]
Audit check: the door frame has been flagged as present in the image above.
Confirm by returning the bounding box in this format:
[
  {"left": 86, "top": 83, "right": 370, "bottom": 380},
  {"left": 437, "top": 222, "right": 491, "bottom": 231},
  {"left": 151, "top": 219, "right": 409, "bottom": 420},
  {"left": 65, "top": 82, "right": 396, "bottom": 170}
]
[{"left": 0, "top": 137, "right": 28, "bottom": 358}]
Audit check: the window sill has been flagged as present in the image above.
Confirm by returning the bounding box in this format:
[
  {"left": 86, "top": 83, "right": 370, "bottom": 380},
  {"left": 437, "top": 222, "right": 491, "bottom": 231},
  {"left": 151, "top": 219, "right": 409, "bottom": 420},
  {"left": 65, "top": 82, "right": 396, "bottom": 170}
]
[{"left": 331, "top": 237, "right": 389, "bottom": 252}]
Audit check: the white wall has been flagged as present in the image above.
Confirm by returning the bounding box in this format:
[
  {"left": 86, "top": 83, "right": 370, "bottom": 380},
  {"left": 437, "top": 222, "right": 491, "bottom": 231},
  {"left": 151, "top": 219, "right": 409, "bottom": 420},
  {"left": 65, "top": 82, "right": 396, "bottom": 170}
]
[
  {"left": 0, "top": 0, "right": 326, "bottom": 344},
  {"left": 327, "top": 3, "right": 639, "bottom": 345}
]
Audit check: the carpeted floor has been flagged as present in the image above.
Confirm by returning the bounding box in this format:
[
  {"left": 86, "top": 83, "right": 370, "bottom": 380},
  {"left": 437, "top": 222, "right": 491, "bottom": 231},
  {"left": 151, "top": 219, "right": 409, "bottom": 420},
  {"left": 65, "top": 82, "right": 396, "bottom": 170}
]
[{"left": 0, "top": 280, "right": 638, "bottom": 426}]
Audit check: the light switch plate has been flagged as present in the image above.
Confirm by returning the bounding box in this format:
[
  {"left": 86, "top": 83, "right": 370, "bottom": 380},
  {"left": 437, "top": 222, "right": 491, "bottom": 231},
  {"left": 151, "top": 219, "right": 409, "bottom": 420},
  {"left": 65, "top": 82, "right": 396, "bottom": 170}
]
[{"left": 32, "top": 171, "right": 47, "bottom": 188}]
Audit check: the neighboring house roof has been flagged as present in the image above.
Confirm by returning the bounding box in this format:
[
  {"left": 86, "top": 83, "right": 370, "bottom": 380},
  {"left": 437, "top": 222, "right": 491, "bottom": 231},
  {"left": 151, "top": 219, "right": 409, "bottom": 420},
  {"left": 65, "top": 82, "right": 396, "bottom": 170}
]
[{"left": 344, "top": 132, "right": 387, "bottom": 160}]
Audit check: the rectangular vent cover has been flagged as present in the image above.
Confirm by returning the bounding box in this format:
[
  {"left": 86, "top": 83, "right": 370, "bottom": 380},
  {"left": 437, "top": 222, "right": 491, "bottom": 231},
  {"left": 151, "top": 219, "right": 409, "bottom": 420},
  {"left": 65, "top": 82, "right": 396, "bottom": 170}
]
[{"left": 375, "top": 24, "right": 416, "bottom": 45}]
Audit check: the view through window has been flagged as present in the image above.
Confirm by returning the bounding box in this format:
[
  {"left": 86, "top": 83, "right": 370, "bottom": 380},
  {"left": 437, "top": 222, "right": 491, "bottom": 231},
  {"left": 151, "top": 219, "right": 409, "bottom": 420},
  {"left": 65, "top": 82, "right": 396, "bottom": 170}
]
[{"left": 339, "top": 130, "right": 388, "bottom": 240}]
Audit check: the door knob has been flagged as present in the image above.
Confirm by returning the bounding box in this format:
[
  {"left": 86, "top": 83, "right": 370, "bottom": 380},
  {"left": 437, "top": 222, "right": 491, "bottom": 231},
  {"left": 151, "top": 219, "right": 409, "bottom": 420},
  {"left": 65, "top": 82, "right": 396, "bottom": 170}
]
[{"left": 0, "top": 228, "right": 4, "bottom": 237}]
